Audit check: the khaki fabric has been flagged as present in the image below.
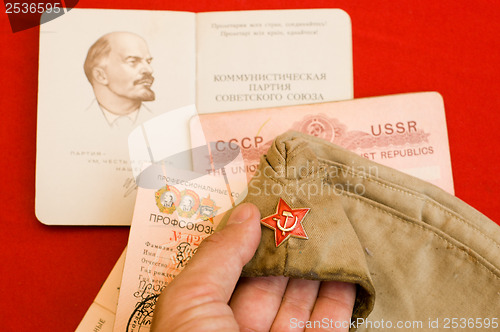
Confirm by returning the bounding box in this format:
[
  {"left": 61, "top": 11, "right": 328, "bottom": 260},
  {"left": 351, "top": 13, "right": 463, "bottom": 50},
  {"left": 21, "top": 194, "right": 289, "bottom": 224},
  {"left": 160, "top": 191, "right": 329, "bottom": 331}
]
[{"left": 218, "top": 131, "right": 500, "bottom": 331}]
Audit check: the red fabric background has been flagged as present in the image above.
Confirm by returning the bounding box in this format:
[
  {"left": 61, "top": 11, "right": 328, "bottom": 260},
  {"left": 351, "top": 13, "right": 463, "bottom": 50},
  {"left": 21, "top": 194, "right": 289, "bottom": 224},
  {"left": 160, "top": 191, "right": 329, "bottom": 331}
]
[{"left": 0, "top": 1, "right": 498, "bottom": 330}]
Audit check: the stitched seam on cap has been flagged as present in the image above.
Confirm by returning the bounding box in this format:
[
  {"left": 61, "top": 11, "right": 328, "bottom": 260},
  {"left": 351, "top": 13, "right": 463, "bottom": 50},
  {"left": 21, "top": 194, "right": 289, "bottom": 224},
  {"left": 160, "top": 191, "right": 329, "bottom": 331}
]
[
  {"left": 285, "top": 142, "right": 310, "bottom": 164},
  {"left": 319, "top": 159, "right": 500, "bottom": 250},
  {"left": 341, "top": 191, "right": 500, "bottom": 279},
  {"left": 266, "top": 169, "right": 320, "bottom": 187}
]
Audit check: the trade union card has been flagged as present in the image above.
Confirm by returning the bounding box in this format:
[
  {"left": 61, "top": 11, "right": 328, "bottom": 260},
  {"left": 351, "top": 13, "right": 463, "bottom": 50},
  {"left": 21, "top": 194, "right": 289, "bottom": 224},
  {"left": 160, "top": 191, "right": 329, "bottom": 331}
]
[{"left": 113, "top": 112, "right": 248, "bottom": 331}]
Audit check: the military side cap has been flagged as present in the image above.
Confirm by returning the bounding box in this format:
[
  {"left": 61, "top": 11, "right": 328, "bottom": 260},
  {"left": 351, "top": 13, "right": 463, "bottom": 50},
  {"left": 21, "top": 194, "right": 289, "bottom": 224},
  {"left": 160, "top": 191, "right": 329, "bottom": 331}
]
[{"left": 217, "top": 131, "right": 500, "bottom": 330}]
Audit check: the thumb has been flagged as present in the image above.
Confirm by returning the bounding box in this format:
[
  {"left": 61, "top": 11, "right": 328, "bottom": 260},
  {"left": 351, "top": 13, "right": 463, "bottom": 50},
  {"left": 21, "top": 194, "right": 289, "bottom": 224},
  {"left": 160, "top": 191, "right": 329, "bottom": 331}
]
[
  {"left": 173, "top": 202, "right": 262, "bottom": 297},
  {"left": 152, "top": 203, "right": 261, "bottom": 330}
]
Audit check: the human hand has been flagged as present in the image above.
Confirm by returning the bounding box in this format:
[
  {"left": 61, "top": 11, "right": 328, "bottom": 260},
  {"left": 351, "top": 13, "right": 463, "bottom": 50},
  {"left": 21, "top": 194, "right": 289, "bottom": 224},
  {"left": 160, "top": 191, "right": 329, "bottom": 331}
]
[{"left": 151, "top": 203, "right": 356, "bottom": 332}]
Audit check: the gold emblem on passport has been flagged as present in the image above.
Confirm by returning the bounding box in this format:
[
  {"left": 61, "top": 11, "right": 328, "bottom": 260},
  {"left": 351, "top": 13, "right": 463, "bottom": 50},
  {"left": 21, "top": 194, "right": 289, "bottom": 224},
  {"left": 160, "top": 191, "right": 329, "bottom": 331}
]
[
  {"left": 155, "top": 185, "right": 181, "bottom": 214},
  {"left": 260, "top": 198, "right": 310, "bottom": 247}
]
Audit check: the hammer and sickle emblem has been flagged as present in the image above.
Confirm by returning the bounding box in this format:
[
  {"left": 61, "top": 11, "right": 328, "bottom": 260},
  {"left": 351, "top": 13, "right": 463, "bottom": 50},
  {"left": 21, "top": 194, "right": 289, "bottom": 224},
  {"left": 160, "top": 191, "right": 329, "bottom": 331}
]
[{"left": 273, "top": 211, "right": 298, "bottom": 236}]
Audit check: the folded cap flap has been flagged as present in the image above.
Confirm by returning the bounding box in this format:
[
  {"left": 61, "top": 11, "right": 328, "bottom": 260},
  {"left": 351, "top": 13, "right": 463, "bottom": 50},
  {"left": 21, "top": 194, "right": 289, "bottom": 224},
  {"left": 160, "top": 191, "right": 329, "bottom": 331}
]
[{"left": 217, "top": 132, "right": 376, "bottom": 322}]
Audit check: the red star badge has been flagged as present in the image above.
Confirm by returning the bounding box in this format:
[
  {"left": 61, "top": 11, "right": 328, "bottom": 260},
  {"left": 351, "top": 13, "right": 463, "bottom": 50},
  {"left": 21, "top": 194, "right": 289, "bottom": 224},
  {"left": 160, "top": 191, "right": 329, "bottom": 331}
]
[{"left": 260, "top": 198, "right": 310, "bottom": 247}]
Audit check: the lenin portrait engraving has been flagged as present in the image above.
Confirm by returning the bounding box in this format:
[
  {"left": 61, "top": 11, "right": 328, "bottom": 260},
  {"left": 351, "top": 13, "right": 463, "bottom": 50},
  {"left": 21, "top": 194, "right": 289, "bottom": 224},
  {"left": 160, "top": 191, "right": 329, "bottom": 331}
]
[
  {"left": 36, "top": 9, "right": 196, "bottom": 225},
  {"left": 83, "top": 31, "right": 156, "bottom": 129}
]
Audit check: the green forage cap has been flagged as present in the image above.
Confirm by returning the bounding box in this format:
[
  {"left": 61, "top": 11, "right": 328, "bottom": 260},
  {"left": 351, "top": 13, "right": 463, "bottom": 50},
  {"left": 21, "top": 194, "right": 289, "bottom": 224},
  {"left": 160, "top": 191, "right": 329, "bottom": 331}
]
[
  {"left": 219, "top": 132, "right": 376, "bottom": 323},
  {"left": 218, "top": 131, "right": 500, "bottom": 331}
]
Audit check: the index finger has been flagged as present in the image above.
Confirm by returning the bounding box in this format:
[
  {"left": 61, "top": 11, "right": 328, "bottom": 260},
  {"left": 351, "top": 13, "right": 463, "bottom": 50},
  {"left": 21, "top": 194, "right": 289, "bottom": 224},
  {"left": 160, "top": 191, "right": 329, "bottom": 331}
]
[{"left": 307, "top": 281, "right": 356, "bottom": 331}]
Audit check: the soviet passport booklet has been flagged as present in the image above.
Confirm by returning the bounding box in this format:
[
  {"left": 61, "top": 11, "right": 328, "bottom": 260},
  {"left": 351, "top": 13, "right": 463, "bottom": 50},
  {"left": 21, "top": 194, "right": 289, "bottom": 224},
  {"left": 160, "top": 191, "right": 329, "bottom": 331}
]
[
  {"left": 191, "top": 92, "right": 454, "bottom": 194},
  {"left": 35, "top": 8, "right": 353, "bottom": 225}
]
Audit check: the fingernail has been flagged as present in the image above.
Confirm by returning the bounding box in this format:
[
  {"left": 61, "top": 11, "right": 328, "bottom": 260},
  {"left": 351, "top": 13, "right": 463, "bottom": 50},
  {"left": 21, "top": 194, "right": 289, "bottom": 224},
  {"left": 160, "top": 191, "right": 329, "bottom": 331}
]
[{"left": 227, "top": 203, "right": 253, "bottom": 225}]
